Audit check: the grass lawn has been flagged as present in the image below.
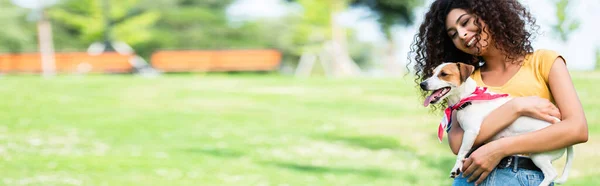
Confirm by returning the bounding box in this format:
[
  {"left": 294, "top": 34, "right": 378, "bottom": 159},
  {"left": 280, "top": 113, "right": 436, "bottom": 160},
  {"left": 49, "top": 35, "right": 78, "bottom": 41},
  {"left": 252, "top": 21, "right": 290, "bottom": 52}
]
[{"left": 0, "top": 71, "right": 598, "bottom": 186}]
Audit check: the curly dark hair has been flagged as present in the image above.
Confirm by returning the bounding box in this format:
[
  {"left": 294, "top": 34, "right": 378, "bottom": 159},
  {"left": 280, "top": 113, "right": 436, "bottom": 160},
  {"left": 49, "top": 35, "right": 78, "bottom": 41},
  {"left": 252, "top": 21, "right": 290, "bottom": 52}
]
[{"left": 407, "top": 0, "right": 539, "bottom": 112}]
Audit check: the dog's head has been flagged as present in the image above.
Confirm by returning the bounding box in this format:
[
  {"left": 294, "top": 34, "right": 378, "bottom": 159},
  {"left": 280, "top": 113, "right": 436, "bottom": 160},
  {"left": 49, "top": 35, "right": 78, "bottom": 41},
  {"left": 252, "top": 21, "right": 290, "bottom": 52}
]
[{"left": 420, "top": 62, "right": 475, "bottom": 107}]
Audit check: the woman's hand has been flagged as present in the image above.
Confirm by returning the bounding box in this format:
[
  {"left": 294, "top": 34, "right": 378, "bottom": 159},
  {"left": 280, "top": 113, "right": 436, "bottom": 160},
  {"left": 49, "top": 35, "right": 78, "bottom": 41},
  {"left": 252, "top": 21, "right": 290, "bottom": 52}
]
[
  {"left": 461, "top": 139, "right": 508, "bottom": 184},
  {"left": 511, "top": 96, "right": 561, "bottom": 123}
]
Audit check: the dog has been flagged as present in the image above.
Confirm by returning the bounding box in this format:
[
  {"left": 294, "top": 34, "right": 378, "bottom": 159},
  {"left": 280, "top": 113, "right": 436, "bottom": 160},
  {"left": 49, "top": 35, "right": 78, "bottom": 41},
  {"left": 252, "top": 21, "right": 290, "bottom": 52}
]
[{"left": 420, "top": 62, "right": 573, "bottom": 186}]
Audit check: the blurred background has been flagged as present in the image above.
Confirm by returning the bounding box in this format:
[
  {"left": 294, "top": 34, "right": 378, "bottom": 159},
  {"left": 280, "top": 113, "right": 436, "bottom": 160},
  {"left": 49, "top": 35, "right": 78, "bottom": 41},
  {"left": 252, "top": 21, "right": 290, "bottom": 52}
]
[{"left": 0, "top": 0, "right": 598, "bottom": 185}]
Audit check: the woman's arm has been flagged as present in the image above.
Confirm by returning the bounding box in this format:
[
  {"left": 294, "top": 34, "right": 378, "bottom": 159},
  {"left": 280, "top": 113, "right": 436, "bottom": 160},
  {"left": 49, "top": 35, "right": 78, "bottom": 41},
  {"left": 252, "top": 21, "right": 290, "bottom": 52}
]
[
  {"left": 500, "top": 57, "right": 588, "bottom": 155},
  {"left": 448, "top": 100, "right": 529, "bottom": 154},
  {"left": 448, "top": 96, "right": 558, "bottom": 154},
  {"left": 459, "top": 57, "right": 588, "bottom": 184}
]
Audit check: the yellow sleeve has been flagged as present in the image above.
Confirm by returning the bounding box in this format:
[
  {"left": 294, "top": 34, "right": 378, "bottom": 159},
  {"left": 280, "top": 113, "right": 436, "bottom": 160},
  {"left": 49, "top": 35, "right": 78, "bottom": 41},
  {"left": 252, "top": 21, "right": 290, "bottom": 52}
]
[{"left": 535, "top": 49, "right": 566, "bottom": 82}]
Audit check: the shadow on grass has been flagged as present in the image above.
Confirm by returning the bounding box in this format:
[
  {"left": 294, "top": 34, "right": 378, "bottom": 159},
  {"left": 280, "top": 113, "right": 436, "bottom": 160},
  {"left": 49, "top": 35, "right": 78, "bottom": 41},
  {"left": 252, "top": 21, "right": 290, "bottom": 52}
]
[
  {"left": 315, "top": 133, "right": 414, "bottom": 151},
  {"left": 264, "top": 161, "right": 394, "bottom": 178},
  {"left": 184, "top": 148, "right": 244, "bottom": 158},
  {"left": 314, "top": 132, "right": 455, "bottom": 183}
]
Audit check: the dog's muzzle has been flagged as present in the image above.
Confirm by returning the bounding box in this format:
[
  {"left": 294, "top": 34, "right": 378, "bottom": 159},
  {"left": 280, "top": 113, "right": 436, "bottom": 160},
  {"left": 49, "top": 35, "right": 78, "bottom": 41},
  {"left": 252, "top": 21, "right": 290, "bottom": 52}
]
[{"left": 420, "top": 82, "right": 428, "bottom": 91}]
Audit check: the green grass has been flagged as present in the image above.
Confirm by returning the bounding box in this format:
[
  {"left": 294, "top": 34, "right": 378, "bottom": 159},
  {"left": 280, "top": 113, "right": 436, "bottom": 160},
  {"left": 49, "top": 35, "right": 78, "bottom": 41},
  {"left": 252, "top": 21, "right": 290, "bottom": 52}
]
[{"left": 0, "top": 72, "right": 598, "bottom": 186}]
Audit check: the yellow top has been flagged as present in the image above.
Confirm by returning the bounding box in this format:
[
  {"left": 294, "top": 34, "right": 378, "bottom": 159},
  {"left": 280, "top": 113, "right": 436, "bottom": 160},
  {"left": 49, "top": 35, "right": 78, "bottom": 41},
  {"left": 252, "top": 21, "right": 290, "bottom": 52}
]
[{"left": 471, "top": 49, "right": 564, "bottom": 102}]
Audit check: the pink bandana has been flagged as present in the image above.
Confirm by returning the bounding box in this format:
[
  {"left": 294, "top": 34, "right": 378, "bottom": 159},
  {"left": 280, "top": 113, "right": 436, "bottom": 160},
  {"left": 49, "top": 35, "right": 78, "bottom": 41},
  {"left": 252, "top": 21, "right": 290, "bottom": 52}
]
[{"left": 438, "top": 87, "right": 509, "bottom": 142}]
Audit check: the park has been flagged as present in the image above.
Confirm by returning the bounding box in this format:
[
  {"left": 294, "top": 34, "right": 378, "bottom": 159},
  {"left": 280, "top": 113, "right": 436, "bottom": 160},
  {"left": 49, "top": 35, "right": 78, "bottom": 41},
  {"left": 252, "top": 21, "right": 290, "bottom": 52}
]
[{"left": 0, "top": 0, "right": 598, "bottom": 185}]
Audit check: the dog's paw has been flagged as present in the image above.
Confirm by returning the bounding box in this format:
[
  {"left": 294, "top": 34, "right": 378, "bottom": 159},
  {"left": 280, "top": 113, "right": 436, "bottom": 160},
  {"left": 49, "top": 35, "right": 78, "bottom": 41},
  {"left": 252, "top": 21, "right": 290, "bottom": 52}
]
[
  {"left": 449, "top": 163, "right": 463, "bottom": 178},
  {"left": 554, "top": 177, "right": 567, "bottom": 185},
  {"left": 449, "top": 168, "right": 461, "bottom": 178}
]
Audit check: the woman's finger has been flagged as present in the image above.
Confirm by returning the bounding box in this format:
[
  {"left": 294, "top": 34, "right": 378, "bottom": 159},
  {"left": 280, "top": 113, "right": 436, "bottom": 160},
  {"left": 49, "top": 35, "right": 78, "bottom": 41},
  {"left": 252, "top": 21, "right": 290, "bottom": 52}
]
[
  {"left": 546, "top": 108, "right": 561, "bottom": 123},
  {"left": 474, "top": 171, "right": 490, "bottom": 185},
  {"left": 544, "top": 115, "right": 560, "bottom": 124},
  {"left": 467, "top": 168, "right": 485, "bottom": 182},
  {"left": 536, "top": 109, "right": 558, "bottom": 123},
  {"left": 550, "top": 108, "right": 561, "bottom": 119},
  {"left": 534, "top": 112, "right": 554, "bottom": 123},
  {"left": 462, "top": 160, "right": 478, "bottom": 178},
  {"left": 461, "top": 158, "right": 473, "bottom": 173},
  {"left": 548, "top": 103, "right": 561, "bottom": 116}
]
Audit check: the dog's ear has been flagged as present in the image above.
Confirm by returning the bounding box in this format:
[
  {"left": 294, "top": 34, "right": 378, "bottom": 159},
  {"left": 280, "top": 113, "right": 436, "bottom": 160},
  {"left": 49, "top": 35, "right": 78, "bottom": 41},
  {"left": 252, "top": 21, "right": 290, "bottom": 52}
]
[{"left": 457, "top": 62, "right": 475, "bottom": 82}]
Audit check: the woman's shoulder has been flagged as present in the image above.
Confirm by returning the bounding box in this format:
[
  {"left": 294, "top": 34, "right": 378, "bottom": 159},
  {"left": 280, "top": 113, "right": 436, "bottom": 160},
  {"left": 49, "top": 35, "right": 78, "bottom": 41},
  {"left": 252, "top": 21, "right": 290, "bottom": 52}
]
[
  {"left": 526, "top": 49, "right": 565, "bottom": 81},
  {"left": 531, "top": 49, "right": 561, "bottom": 58},
  {"left": 527, "top": 49, "right": 564, "bottom": 62}
]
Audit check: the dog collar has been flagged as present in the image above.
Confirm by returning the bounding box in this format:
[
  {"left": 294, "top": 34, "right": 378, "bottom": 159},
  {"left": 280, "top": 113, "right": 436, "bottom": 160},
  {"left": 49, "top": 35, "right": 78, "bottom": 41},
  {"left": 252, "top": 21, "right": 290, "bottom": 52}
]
[{"left": 437, "top": 87, "right": 509, "bottom": 142}]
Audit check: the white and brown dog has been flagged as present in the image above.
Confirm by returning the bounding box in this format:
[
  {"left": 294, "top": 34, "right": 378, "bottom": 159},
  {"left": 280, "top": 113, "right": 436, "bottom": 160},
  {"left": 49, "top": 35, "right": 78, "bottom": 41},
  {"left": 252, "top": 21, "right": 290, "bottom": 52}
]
[{"left": 420, "top": 62, "right": 573, "bottom": 186}]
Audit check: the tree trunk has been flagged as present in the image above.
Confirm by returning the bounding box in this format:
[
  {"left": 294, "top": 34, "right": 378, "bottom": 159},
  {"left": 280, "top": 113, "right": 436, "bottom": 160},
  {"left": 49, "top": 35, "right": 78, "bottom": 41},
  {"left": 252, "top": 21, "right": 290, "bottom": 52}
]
[
  {"left": 329, "top": 8, "right": 361, "bottom": 77},
  {"left": 37, "top": 10, "right": 56, "bottom": 78}
]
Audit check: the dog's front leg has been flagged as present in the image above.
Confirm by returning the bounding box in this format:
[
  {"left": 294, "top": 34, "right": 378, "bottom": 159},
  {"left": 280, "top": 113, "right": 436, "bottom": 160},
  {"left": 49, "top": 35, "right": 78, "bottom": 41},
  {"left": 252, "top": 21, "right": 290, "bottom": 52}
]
[{"left": 450, "top": 129, "right": 479, "bottom": 178}]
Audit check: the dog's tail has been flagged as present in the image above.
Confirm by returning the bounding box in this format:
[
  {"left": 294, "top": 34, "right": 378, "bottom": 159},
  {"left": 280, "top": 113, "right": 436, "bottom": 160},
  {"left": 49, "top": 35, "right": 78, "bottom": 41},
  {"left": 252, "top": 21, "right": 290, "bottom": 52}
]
[{"left": 555, "top": 145, "right": 574, "bottom": 184}]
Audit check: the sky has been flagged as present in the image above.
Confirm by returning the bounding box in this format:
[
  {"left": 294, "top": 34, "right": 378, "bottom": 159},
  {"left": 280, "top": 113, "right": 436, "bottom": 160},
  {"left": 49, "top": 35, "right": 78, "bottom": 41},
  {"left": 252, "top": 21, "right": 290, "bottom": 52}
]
[{"left": 227, "top": 0, "right": 600, "bottom": 70}]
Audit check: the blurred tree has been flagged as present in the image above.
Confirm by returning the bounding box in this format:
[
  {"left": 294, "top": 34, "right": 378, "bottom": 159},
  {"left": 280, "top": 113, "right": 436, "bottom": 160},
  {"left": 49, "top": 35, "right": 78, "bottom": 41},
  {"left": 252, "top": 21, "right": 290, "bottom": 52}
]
[
  {"left": 349, "top": 0, "right": 422, "bottom": 75},
  {"left": 2, "top": 0, "right": 375, "bottom": 73},
  {"left": 287, "top": 0, "right": 363, "bottom": 77},
  {"left": 48, "top": 0, "right": 270, "bottom": 59},
  {"left": 48, "top": 0, "right": 160, "bottom": 51},
  {"left": 289, "top": 0, "right": 332, "bottom": 55},
  {"left": 552, "top": 0, "right": 579, "bottom": 43},
  {"left": 286, "top": 0, "right": 421, "bottom": 76},
  {"left": 140, "top": 0, "right": 234, "bottom": 49},
  {"left": 243, "top": 13, "right": 373, "bottom": 74},
  {"left": 0, "top": 0, "right": 36, "bottom": 52},
  {"left": 241, "top": 15, "right": 304, "bottom": 68},
  {"left": 135, "top": 0, "right": 279, "bottom": 58}
]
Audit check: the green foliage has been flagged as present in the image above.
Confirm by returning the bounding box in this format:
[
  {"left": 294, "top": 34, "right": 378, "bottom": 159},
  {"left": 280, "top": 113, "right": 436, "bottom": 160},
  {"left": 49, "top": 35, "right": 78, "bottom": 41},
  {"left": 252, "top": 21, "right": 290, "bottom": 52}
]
[
  {"left": 552, "top": 0, "right": 580, "bottom": 42},
  {"left": 135, "top": 0, "right": 282, "bottom": 57},
  {"left": 0, "top": 0, "right": 36, "bottom": 53},
  {"left": 349, "top": 0, "right": 422, "bottom": 39},
  {"left": 1, "top": 0, "right": 411, "bottom": 69},
  {"left": 44, "top": 0, "right": 275, "bottom": 59},
  {"left": 48, "top": 0, "right": 160, "bottom": 46},
  {"left": 288, "top": 0, "right": 339, "bottom": 54},
  {"left": 286, "top": 0, "right": 423, "bottom": 40}
]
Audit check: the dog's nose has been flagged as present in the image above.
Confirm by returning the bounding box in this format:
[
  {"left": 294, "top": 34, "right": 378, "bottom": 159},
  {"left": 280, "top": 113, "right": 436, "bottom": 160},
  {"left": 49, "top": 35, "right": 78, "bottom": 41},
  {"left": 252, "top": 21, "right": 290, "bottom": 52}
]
[{"left": 420, "top": 82, "right": 427, "bottom": 90}]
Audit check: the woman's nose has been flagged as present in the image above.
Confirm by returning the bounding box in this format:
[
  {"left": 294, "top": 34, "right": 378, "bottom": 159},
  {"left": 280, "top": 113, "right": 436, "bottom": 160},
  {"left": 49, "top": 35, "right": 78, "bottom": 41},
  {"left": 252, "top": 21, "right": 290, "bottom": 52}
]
[
  {"left": 457, "top": 28, "right": 468, "bottom": 39},
  {"left": 458, "top": 31, "right": 468, "bottom": 39}
]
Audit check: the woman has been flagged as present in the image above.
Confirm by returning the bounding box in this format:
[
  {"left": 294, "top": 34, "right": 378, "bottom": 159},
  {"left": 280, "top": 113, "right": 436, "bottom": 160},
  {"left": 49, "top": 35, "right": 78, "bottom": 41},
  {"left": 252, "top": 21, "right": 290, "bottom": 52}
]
[{"left": 408, "top": 0, "right": 588, "bottom": 185}]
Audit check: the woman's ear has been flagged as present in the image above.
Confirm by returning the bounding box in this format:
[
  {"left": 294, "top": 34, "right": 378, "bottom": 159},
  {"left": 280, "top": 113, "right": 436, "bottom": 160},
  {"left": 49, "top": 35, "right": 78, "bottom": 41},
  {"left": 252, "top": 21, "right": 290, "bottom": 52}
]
[{"left": 457, "top": 62, "right": 475, "bottom": 82}]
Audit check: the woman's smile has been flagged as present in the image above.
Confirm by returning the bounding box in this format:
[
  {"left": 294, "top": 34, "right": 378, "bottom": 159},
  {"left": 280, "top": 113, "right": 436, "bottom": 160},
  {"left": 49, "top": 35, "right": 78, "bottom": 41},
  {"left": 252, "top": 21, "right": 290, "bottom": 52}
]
[{"left": 466, "top": 36, "right": 477, "bottom": 47}]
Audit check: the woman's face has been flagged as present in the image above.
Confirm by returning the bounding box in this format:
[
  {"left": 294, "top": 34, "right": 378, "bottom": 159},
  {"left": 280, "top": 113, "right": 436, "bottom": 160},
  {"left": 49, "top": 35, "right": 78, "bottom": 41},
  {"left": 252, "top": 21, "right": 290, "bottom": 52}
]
[{"left": 445, "top": 8, "right": 491, "bottom": 56}]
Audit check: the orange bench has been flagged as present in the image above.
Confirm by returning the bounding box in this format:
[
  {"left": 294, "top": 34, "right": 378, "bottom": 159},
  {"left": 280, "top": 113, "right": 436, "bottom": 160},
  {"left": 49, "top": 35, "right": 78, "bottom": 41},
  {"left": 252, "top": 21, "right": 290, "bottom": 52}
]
[
  {"left": 0, "top": 52, "right": 133, "bottom": 74},
  {"left": 151, "top": 49, "right": 281, "bottom": 72}
]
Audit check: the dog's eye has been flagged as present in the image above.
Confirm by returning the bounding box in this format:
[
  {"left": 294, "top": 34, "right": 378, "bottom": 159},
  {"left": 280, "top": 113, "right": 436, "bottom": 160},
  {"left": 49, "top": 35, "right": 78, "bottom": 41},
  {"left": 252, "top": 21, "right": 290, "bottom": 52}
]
[{"left": 440, "top": 72, "right": 448, "bottom": 77}]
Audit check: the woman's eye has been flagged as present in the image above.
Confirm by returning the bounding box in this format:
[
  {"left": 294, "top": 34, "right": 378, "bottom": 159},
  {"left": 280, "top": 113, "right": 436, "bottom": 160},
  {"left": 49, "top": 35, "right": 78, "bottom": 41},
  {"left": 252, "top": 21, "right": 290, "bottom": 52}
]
[{"left": 462, "top": 17, "right": 470, "bottom": 26}]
